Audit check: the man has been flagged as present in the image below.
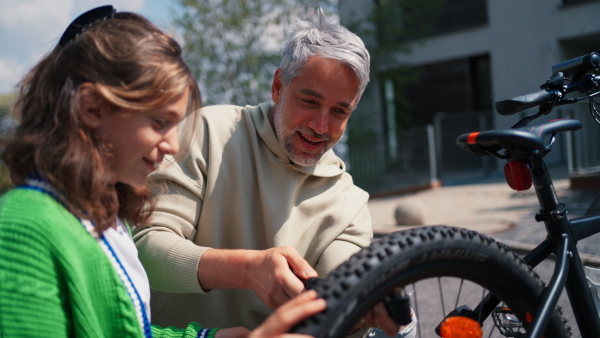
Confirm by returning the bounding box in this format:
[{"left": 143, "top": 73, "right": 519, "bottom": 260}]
[{"left": 134, "top": 9, "right": 373, "bottom": 331}]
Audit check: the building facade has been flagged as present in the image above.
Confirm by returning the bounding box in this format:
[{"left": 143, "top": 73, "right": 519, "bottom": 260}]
[{"left": 339, "top": 0, "right": 600, "bottom": 193}]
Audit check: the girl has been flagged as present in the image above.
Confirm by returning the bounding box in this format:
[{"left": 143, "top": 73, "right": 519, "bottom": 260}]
[{"left": 0, "top": 5, "right": 324, "bottom": 338}]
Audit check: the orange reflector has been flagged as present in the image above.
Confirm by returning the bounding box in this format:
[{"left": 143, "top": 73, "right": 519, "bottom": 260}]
[
  {"left": 504, "top": 161, "right": 532, "bottom": 191},
  {"left": 439, "top": 316, "right": 482, "bottom": 338}
]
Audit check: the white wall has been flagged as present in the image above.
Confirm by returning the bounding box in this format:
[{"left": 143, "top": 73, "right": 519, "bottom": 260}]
[
  {"left": 341, "top": 0, "right": 600, "bottom": 170},
  {"left": 377, "top": 0, "right": 600, "bottom": 129}
]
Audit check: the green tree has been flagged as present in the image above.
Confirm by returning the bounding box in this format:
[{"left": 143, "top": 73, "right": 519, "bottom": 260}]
[
  {"left": 0, "top": 93, "right": 16, "bottom": 109},
  {"left": 0, "top": 93, "right": 16, "bottom": 193},
  {"left": 175, "top": 0, "right": 337, "bottom": 106},
  {"left": 0, "top": 93, "right": 15, "bottom": 131}
]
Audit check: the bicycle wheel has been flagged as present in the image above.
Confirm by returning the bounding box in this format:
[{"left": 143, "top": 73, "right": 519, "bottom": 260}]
[{"left": 291, "top": 226, "right": 571, "bottom": 338}]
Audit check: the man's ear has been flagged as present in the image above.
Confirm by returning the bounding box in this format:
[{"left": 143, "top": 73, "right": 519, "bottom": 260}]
[
  {"left": 271, "top": 68, "right": 283, "bottom": 104},
  {"left": 77, "top": 82, "right": 102, "bottom": 129}
]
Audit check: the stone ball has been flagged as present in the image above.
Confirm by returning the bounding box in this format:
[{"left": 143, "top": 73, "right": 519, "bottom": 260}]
[{"left": 394, "top": 198, "right": 426, "bottom": 225}]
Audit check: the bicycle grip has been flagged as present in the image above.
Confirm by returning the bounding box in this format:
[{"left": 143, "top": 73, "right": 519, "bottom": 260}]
[{"left": 495, "top": 89, "right": 559, "bottom": 116}]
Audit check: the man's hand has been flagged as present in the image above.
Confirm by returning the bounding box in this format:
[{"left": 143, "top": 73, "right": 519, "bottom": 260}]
[
  {"left": 197, "top": 246, "right": 318, "bottom": 309},
  {"left": 245, "top": 246, "right": 318, "bottom": 308}
]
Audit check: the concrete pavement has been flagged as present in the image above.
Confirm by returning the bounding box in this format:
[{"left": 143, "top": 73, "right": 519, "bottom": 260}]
[{"left": 368, "top": 171, "right": 600, "bottom": 265}]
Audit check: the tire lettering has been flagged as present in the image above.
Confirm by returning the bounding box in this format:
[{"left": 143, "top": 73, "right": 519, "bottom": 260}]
[{"left": 416, "top": 249, "right": 488, "bottom": 263}]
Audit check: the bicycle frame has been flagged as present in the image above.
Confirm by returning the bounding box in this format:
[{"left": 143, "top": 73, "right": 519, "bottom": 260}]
[
  {"left": 455, "top": 51, "right": 600, "bottom": 337},
  {"left": 477, "top": 148, "right": 600, "bottom": 337}
]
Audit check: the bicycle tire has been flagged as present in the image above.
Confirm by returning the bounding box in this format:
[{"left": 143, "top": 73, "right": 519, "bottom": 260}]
[{"left": 291, "top": 226, "right": 571, "bottom": 338}]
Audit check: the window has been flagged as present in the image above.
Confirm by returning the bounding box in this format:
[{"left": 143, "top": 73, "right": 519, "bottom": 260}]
[
  {"left": 376, "top": 0, "right": 488, "bottom": 46},
  {"left": 383, "top": 54, "right": 491, "bottom": 129}
]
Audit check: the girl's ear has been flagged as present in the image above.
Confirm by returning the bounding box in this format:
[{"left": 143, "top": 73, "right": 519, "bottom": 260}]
[{"left": 78, "top": 82, "right": 102, "bottom": 129}]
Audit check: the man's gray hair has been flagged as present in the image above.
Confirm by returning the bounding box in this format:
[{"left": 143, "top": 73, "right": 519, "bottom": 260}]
[{"left": 279, "top": 8, "right": 371, "bottom": 99}]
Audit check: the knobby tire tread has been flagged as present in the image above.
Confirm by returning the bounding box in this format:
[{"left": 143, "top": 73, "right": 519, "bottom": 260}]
[{"left": 291, "top": 226, "right": 571, "bottom": 338}]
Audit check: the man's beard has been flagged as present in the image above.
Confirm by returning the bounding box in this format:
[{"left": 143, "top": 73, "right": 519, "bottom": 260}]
[{"left": 273, "top": 103, "right": 339, "bottom": 166}]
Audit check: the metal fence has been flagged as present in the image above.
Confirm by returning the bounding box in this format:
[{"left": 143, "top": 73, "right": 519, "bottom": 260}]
[
  {"left": 347, "top": 125, "right": 436, "bottom": 194},
  {"left": 346, "top": 105, "right": 600, "bottom": 194},
  {"left": 563, "top": 103, "right": 600, "bottom": 173},
  {"left": 347, "top": 111, "right": 494, "bottom": 193},
  {"left": 433, "top": 111, "right": 494, "bottom": 182}
]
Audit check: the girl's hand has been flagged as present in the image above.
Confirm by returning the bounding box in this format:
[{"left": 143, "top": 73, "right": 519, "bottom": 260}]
[
  {"left": 215, "top": 326, "right": 251, "bottom": 338},
  {"left": 249, "top": 290, "right": 326, "bottom": 338}
]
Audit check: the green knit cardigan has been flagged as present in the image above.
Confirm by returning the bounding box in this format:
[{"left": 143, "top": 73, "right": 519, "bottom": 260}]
[{"left": 0, "top": 187, "right": 218, "bottom": 337}]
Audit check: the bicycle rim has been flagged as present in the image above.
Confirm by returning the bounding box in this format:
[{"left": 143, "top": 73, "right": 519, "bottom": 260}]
[{"left": 291, "top": 226, "right": 571, "bottom": 338}]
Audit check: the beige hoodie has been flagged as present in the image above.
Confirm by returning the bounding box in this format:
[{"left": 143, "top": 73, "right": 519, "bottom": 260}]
[{"left": 133, "top": 102, "right": 372, "bottom": 329}]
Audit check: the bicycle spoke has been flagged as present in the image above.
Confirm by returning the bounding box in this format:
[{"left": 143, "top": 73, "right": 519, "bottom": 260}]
[
  {"left": 366, "top": 275, "right": 561, "bottom": 337},
  {"left": 478, "top": 287, "right": 488, "bottom": 337},
  {"left": 412, "top": 282, "right": 422, "bottom": 338},
  {"left": 487, "top": 320, "right": 495, "bottom": 338},
  {"left": 454, "top": 278, "right": 464, "bottom": 310},
  {"left": 438, "top": 277, "right": 446, "bottom": 318}
]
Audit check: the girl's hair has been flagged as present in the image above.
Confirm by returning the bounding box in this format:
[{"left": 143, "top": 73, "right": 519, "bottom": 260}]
[{"left": 1, "top": 10, "right": 201, "bottom": 232}]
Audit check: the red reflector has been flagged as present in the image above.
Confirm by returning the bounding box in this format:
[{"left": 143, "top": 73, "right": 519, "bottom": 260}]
[
  {"left": 467, "top": 132, "right": 480, "bottom": 145},
  {"left": 504, "top": 161, "right": 532, "bottom": 191}
]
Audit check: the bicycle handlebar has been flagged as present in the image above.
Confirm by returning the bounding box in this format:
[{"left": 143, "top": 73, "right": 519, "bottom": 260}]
[
  {"left": 495, "top": 52, "right": 600, "bottom": 116},
  {"left": 495, "top": 89, "right": 563, "bottom": 116},
  {"left": 551, "top": 52, "right": 600, "bottom": 78}
]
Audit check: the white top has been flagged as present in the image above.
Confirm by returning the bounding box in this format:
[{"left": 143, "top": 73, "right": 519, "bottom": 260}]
[{"left": 103, "top": 219, "right": 152, "bottom": 322}]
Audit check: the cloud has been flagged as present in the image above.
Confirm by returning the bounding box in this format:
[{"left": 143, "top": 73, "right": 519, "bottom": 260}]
[
  {"left": 0, "top": 59, "right": 27, "bottom": 94},
  {"left": 0, "top": 0, "right": 150, "bottom": 94},
  {"left": 0, "top": 0, "right": 75, "bottom": 93},
  {"left": 0, "top": 0, "right": 74, "bottom": 30}
]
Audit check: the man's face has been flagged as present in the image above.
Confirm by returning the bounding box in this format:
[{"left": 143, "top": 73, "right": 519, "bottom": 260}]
[{"left": 270, "top": 56, "right": 360, "bottom": 166}]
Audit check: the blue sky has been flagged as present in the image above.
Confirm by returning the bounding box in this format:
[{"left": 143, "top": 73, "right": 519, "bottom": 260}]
[{"left": 0, "top": 0, "right": 178, "bottom": 94}]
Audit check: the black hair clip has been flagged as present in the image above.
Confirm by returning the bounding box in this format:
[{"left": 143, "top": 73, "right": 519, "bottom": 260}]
[{"left": 58, "top": 5, "right": 116, "bottom": 47}]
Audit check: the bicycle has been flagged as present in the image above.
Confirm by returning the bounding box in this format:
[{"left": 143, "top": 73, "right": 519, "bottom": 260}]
[{"left": 290, "top": 51, "right": 600, "bottom": 337}]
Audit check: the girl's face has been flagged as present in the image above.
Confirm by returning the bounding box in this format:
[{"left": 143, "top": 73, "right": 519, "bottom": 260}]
[{"left": 94, "top": 89, "right": 190, "bottom": 188}]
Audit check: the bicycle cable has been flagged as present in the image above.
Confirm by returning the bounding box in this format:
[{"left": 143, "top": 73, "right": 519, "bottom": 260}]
[
  {"left": 564, "top": 76, "right": 600, "bottom": 124},
  {"left": 586, "top": 91, "right": 600, "bottom": 124}
]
